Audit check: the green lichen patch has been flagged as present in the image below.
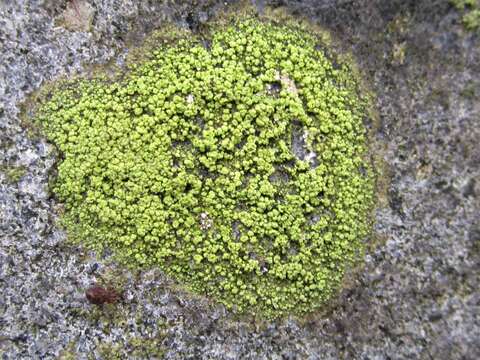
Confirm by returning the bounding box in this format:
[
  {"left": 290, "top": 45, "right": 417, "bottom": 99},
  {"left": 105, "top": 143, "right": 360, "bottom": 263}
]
[
  {"left": 34, "top": 18, "right": 374, "bottom": 318},
  {"left": 91, "top": 319, "right": 168, "bottom": 359},
  {"left": 451, "top": 0, "right": 480, "bottom": 30},
  {"left": 1, "top": 164, "right": 27, "bottom": 184}
]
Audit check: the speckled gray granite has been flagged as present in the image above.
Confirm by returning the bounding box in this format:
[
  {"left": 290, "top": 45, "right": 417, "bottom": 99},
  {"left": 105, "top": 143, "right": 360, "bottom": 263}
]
[{"left": 1, "top": 0, "right": 479, "bottom": 359}]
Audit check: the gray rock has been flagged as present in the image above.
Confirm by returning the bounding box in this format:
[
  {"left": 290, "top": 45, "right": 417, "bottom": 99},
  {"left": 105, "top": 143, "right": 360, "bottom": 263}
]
[{"left": 1, "top": 0, "right": 479, "bottom": 359}]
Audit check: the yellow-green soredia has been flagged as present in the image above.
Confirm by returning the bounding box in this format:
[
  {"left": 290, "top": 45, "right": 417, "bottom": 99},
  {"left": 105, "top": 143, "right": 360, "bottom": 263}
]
[{"left": 36, "top": 18, "right": 374, "bottom": 317}]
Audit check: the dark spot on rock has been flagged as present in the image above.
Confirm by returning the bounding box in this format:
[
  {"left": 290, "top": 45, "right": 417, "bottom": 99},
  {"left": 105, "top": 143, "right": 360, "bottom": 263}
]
[
  {"left": 85, "top": 285, "right": 120, "bottom": 305},
  {"left": 201, "top": 38, "right": 212, "bottom": 50},
  {"left": 388, "top": 187, "right": 404, "bottom": 218},
  {"left": 11, "top": 334, "right": 28, "bottom": 343},
  {"left": 186, "top": 12, "right": 198, "bottom": 31},
  {"left": 428, "top": 311, "right": 443, "bottom": 322},
  {"left": 266, "top": 81, "right": 282, "bottom": 97},
  {"left": 88, "top": 263, "right": 99, "bottom": 274},
  {"left": 334, "top": 318, "right": 347, "bottom": 333},
  {"left": 462, "top": 178, "right": 476, "bottom": 198}
]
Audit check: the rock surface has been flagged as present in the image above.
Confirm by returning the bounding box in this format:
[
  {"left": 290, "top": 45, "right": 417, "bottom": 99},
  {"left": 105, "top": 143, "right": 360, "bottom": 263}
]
[{"left": 0, "top": 0, "right": 479, "bottom": 359}]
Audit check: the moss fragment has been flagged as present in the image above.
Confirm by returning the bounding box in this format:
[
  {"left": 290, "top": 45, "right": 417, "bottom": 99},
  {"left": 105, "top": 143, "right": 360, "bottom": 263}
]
[{"left": 1, "top": 164, "right": 27, "bottom": 184}]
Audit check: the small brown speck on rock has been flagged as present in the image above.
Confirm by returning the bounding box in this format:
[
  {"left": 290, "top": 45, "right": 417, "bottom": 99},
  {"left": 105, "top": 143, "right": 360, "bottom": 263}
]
[{"left": 85, "top": 285, "right": 120, "bottom": 305}]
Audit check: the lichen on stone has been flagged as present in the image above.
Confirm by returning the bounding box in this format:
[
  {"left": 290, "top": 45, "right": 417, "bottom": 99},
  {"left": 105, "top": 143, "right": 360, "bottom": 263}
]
[
  {"left": 34, "top": 17, "right": 374, "bottom": 318},
  {"left": 451, "top": 0, "right": 480, "bottom": 30},
  {"left": 0, "top": 164, "right": 27, "bottom": 184}
]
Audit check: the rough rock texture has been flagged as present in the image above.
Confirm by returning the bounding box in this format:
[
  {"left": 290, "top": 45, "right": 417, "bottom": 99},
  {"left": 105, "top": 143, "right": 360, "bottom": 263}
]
[{"left": 0, "top": 0, "right": 479, "bottom": 359}]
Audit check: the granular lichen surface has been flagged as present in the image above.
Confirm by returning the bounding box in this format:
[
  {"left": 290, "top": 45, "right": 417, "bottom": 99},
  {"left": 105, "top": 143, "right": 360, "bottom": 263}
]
[{"left": 36, "top": 19, "right": 374, "bottom": 317}]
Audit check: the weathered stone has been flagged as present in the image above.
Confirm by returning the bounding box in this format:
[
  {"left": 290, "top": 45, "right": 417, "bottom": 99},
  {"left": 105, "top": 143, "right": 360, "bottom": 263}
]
[{"left": 0, "top": 0, "right": 478, "bottom": 359}]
